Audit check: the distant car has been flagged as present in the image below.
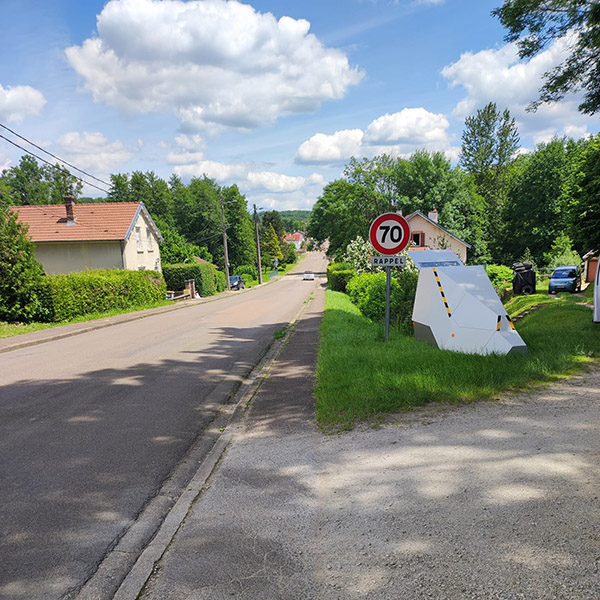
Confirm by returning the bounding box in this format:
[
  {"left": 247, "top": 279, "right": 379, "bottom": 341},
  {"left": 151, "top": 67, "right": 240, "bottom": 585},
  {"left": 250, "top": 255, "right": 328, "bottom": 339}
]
[
  {"left": 303, "top": 270, "right": 315, "bottom": 281},
  {"left": 548, "top": 265, "right": 581, "bottom": 294},
  {"left": 229, "top": 275, "right": 245, "bottom": 290}
]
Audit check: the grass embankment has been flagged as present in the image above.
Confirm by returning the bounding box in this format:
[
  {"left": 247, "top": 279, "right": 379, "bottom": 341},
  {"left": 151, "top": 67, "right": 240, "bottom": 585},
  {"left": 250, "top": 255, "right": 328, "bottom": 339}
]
[{"left": 315, "top": 286, "right": 599, "bottom": 429}]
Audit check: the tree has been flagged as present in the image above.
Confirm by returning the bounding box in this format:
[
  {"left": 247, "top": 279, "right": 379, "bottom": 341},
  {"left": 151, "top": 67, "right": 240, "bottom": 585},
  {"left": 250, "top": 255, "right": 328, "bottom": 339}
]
[
  {"left": 502, "top": 138, "right": 570, "bottom": 265},
  {"left": 565, "top": 133, "right": 600, "bottom": 252},
  {"left": 262, "top": 210, "right": 286, "bottom": 243},
  {"left": 460, "top": 102, "right": 519, "bottom": 260},
  {"left": 222, "top": 185, "right": 256, "bottom": 269},
  {"left": 261, "top": 223, "right": 283, "bottom": 264},
  {"left": 493, "top": 0, "right": 600, "bottom": 114},
  {"left": 0, "top": 206, "right": 45, "bottom": 322},
  {"left": 1, "top": 155, "right": 81, "bottom": 205}
]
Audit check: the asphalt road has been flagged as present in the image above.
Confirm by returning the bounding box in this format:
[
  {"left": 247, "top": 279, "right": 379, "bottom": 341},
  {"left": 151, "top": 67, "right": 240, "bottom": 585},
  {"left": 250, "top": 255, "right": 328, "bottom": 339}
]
[{"left": 0, "top": 252, "right": 327, "bottom": 600}]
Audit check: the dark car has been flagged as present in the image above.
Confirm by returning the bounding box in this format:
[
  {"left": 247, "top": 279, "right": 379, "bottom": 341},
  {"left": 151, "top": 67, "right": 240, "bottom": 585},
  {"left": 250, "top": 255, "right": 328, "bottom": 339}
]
[
  {"left": 548, "top": 265, "right": 581, "bottom": 294},
  {"left": 229, "top": 275, "right": 245, "bottom": 290}
]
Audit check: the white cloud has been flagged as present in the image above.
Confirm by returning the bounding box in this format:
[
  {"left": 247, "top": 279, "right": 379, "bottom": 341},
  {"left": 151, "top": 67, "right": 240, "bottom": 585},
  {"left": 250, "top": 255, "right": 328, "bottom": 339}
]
[
  {"left": 246, "top": 171, "right": 324, "bottom": 193},
  {"left": 296, "top": 108, "right": 454, "bottom": 164},
  {"left": 174, "top": 159, "right": 248, "bottom": 180},
  {"left": 441, "top": 37, "right": 596, "bottom": 141},
  {"left": 364, "top": 108, "right": 450, "bottom": 146},
  {"left": 296, "top": 129, "right": 364, "bottom": 164},
  {"left": 175, "top": 134, "right": 203, "bottom": 150},
  {"left": 167, "top": 151, "right": 205, "bottom": 165},
  {"left": 0, "top": 84, "right": 46, "bottom": 122},
  {"left": 56, "top": 131, "right": 133, "bottom": 172},
  {"left": 66, "top": 0, "right": 364, "bottom": 130}
]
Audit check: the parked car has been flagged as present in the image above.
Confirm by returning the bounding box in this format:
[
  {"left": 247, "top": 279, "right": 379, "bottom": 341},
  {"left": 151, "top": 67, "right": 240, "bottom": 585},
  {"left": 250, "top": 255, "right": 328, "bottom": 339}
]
[
  {"left": 229, "top": 275, "right": 245, "bottom": 290},
  {"left": 548, "top": 265, "right": 581, "bottom": 294},
  {"left": 303, "top": 270, "right": 315, "bottom": 281}
]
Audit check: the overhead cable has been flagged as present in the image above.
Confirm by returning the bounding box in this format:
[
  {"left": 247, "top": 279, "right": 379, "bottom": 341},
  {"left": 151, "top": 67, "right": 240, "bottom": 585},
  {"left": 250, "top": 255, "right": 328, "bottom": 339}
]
[
  {"left": 0, "top": 122, "right": 111, "bottom": 188},
  {"left": 0, "top": 134, "right": 110, "bottom": 195}
]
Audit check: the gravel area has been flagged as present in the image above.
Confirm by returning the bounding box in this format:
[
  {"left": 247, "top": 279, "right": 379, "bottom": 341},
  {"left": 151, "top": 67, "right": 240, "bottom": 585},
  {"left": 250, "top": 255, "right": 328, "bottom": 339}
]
[{"left": 140, "top": 306, "right": 600, "bottom": 600}]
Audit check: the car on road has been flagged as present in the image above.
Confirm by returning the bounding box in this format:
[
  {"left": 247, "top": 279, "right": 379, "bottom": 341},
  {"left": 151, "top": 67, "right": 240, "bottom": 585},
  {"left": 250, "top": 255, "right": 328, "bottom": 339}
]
[
  {"left": 303, "top": 271, "right": 315, "bottom": 281},
  {"left": 229, "top": 275, "right": 245, "bottom": 290},
  {"left": 548, "top": 265, "right": 581, "bottom": 294}
]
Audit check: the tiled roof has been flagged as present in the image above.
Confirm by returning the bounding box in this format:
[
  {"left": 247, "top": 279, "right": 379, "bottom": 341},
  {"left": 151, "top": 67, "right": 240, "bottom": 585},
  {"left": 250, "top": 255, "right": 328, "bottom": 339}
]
[{"left": 11, "top": 202, "right": 143, "bottom": 242}]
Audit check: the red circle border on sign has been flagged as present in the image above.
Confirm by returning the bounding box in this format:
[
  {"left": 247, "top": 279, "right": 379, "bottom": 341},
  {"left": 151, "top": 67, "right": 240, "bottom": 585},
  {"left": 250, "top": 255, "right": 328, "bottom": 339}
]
[{"left": 369, "top": 213, "right": 411, "bottom": 255}]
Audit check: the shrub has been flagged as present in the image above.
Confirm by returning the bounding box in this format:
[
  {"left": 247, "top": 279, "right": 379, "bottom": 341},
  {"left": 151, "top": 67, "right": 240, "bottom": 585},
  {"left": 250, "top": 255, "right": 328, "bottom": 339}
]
[
  {"left": 238, "top": 272, "right": 255, "bottom": 284},
  {"left": 215, "top": 269, "right": 227, "bottom": 292},
  {"left": 234, "top": 264, "right": 258, "bottom": 280},
  {"left": 485, "top": 264, "right": 513, "bottom": 289},
  {"left": 327, "top": 262, "right": 356, "bottom": 293},
  {"left": 162, "top": 263, "right": 221, "bottom": 297},
  {"left": 346, "top": 269, "right": 418, "bottom": 334},
  {"left": 38, "top": 269, "right": 166, "bottom": 322}
]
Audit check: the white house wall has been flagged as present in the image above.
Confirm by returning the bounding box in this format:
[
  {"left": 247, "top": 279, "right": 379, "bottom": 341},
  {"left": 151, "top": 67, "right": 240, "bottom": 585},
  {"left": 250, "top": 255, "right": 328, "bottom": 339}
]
[
  {"left": 35, "top": 242, "right": 123, "bottom": 275},
  {"left": 122, "top": 212, "right": 162, "bottom": 272}
]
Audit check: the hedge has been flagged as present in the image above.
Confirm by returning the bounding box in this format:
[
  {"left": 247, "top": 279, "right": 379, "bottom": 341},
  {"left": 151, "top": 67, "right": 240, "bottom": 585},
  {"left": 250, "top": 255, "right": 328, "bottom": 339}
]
[
  {"left": 346, "top": 269, "right": 418, "bottom": 334},
  {"left": 162, "top": 263, "right": 225, "bottom": 297},
  {"left": 38, "top": 269, "right": 166, "bottom": 322},
  {"left": 234, "top": 264, "right": 258, "bottom": 280},
  {"left": 326, "top": 262, "right": 356, "bottom": 293}
]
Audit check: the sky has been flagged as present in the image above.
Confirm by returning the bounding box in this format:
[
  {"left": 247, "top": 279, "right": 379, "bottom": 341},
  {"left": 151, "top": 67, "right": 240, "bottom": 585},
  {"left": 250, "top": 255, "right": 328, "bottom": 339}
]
[{"left": 1, "top": 0, "right": 598, "bottom": 211}]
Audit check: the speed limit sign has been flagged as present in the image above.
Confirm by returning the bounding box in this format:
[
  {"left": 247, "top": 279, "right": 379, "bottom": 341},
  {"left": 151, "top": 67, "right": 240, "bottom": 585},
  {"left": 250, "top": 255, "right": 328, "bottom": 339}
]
[{"left": 369, "top": 213, "right": 411, "bottom": 255}]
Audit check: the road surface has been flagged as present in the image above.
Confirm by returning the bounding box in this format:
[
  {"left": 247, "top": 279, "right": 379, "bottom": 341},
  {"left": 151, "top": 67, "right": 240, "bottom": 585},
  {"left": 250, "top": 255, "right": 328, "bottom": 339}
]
[{"left": 0, "top": 252, "right": 327, "bottom": 600}]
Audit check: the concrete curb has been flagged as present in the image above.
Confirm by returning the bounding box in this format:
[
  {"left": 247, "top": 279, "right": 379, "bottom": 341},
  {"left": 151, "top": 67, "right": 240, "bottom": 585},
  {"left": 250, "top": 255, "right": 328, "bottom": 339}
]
[{"left": 73, "top": 286, "right": 316, "bottom": 600}]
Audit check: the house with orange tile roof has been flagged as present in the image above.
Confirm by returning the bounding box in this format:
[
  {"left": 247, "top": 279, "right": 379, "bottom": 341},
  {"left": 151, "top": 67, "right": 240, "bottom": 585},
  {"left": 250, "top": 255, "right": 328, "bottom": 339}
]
[{"left": 11, "top": 198, "right": 163, "bottom": 275}]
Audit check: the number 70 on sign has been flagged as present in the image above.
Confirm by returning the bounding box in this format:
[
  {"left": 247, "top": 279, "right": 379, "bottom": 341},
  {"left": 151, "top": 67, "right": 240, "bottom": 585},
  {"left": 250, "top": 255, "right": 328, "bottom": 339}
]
[{"left": 369, "top": 213, "right": 411, "bottom": 255}]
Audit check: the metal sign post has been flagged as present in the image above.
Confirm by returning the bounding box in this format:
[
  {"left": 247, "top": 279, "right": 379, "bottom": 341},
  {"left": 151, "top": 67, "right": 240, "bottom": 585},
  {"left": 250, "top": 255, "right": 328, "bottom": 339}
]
[{"left": 369, "top": 213, "right": 411, "bottom": 342}]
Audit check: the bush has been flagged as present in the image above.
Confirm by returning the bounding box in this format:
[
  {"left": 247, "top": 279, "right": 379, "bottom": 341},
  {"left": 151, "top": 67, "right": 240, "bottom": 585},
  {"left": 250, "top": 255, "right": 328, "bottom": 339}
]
[
  {"left": 38, "top": 269, "right": 166, "bottom": 322},
  {"left": 485, "top": 264, "right": 513, "bottom": 289},
  {"left": 234, "top": 264, "right": 258, "bottom": 280},
  {"left": 327, "top": 262, "right": 356, "bottom": 293},
  {"left": 238, "top": 272, "right": 255, "bottom": 284},
  {"left": 215, "top": 269, "right": 227, "bottom": 292},
  {"left": 162, "top": 263, "right": 222, "bottom": 297},
  {"left": 346, "top": 269, "right": 418, "bottom": 334}
]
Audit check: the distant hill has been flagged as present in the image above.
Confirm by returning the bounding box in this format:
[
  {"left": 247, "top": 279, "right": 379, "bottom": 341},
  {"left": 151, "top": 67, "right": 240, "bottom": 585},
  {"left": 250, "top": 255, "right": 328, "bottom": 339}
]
[{"left": 279, "top": 210, "right": 311, "bottom": 223}]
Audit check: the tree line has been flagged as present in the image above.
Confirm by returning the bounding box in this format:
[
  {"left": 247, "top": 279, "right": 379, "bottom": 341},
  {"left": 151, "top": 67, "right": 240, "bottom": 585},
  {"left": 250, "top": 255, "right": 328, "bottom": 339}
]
[
  {"left": 308, "top": 102, "right": 600, "bottom": 269},
  {"left": 0, "top": 160, "right": 305, "bottom": 274}
]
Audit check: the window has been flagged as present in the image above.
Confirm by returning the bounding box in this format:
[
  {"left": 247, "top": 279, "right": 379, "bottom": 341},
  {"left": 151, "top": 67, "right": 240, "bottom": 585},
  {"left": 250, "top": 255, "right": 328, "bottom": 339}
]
[
  {"left": 146, "top": 228, "right": 153, "bottom": 251},
  {"left": 136, "top": 227, "right": 143, "bottom": 252},
  {"left": 412, "top": 231, "right": 424, "bottom": 246},
  {"left": 138, "top": 265, "right": 146, "bottom": 270}
]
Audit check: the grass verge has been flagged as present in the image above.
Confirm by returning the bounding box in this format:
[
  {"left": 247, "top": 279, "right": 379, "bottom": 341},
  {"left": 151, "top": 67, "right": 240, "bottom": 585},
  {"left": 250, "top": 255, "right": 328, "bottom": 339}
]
[
  {"left": 315, "top": 289, "right": 599, "bottom": 430},
  {"left": 0, "top": 299, "right": 171, "bottom": 339}
]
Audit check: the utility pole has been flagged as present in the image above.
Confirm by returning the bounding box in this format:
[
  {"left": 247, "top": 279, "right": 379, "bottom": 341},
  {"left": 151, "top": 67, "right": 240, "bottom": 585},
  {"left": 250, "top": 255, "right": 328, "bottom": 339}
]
[
  {"left": 220, "top": 194, "right": 231, "bottom": 290},
  {"left": 253, "top": 204, "right": 263, "bottom": 284}
]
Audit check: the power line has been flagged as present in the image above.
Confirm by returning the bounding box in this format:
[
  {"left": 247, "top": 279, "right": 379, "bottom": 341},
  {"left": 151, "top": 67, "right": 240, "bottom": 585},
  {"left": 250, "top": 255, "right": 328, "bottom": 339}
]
[
  {"left": 0, "top": 122, "right": 112, "bottom": 188},
  {"left": 0, "top": 134, "right": 110, "bottom": 195}
]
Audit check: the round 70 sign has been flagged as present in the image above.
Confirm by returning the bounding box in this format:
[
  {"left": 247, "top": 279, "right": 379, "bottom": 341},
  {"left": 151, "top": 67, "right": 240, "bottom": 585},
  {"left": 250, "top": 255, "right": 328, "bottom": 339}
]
[{"left": 369, "top": 212, "right": 411, "bottom": 255}]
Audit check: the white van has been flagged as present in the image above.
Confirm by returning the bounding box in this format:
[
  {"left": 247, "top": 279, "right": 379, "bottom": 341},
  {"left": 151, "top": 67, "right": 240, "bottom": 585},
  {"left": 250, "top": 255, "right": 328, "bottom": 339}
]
[{"left": 594, "top": 263, "right": 600, "bottom": 323}]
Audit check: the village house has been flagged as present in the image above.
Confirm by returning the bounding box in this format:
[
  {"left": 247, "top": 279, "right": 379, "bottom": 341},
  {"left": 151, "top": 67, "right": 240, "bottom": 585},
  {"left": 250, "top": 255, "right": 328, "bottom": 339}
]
[
  {"left": 405, "top": 209, "right": 470, "bottom": 263},
  {"left": 12, "top": 197, "right": 163, "bottom": 275}
]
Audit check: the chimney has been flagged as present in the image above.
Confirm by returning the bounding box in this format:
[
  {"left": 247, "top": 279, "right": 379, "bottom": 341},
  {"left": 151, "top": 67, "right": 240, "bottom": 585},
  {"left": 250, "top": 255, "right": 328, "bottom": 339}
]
[
  {"left": 428, "top": 209, "right": 438, "bottom": 223},
  {"left": 65, "top": 196, "right": 76, "bottom": 225}
]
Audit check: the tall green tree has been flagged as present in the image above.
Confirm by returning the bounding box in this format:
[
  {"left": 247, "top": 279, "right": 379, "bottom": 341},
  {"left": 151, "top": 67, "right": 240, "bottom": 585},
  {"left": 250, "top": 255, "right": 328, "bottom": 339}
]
[
  {"left": 502, "top": 138, "right": 570, "bottom": 264},
  {"left": 493, "top": 0, "right": 600, "bottom": 114},
  {"left": 565, "top": 133, "right": 600, "bottom": 253},
  {"left": 262, "top": 210, "right": 286, "bottom": 243},
  {"left": 0, "top": 206, "right": 45, "bottom": 322},
  {"left": 223, "top": 185, "right": 256, "bottom": 269},
  {"left": 261, "top": 223, "right": 283, "bottom": 264},
  {"left": 460, "top": 102, "right": 519, "bottom": 260}
]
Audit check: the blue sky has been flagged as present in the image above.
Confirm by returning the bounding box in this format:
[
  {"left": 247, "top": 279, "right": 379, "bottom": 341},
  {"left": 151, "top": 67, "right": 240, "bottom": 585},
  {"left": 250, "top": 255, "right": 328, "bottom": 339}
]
[{"left": 1, "top": 0, "right": 598, "bottom": 210}]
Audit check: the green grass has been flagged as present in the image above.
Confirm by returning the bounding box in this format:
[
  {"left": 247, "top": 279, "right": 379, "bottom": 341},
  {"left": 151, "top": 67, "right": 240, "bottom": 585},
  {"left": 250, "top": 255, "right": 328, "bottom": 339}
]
[
  {"left": 0, "top": 299, "right": 171, "bottom": 339},
  {"left": 315, "top": 289, "right": 599, "bottom": 430}
]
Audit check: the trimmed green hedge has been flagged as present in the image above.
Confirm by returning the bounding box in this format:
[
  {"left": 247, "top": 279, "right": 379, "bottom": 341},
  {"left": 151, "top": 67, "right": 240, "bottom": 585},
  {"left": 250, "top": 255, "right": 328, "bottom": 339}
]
[
  {"left": 162, "top": 263, "right": 226, "bottom": 297},
  {"left": 346, "top": 269, "right": 418, "bottom": 334},
  {"left": 38, "top": 269, "right": 166, "bottom": 322},
  {"left": 326, "top": 262, "right": 356, "bottom": 293}
]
